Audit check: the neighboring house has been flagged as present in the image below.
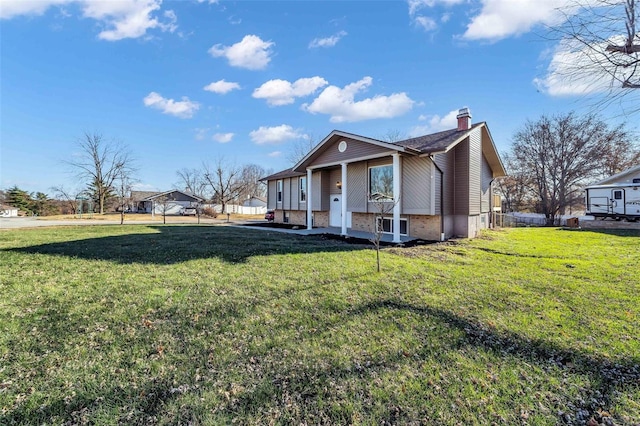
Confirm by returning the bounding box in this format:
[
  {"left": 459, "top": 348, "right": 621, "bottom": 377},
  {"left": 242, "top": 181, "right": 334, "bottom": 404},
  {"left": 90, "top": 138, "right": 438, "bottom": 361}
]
[
  {"left": 594, "top": 164, "right": 640, "bottom": 185},
  {"left": 131, "top": 190, "right": 204, "bottom": 215},
  {"left": 263, "top": 108, "right": 506, "bottom": 241},
  {"left": 1, "top": 205, "right": 19, "bottom": 217},
  {"left": 243, "top": 196, "right": 267, "bottom": 208}
]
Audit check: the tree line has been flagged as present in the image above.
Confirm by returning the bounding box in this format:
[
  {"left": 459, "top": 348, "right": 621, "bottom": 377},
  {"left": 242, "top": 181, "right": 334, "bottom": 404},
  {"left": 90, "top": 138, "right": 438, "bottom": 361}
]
[
  {"left": 2, "top": 132, "right": 272, "bottom": 217},
  {"left": 495, "top": 112, "right": 640, "bottom": 224}
]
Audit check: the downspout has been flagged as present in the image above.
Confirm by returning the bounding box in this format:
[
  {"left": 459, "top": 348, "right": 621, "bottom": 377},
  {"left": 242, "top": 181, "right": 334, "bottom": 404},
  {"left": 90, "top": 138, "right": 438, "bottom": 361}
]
[{"left": 430, "top": 155, "right": 445, "bottom": 241}]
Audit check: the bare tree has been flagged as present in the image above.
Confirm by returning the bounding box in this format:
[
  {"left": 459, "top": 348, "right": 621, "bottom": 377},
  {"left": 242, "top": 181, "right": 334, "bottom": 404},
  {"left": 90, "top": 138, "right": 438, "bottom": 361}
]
[
  {"left": 175, "top": 168, "right": 207, "bottom": 197},
  {"left": 154, "top": 193, "right": 175, "bottom": 225},
  {"left": 202, "top": 158, "right": 247, "bottom": 214},
  {"left": 551, "top": 0, "right": 639, "bottom": 111},
  {"left": 50, "top": 185, "right": 81, "bottom": 215},
  {"left": 115, "top": 169, "right": 136, "bottom": 225},
  {"left": 509, "top": 112, "right": 636, "bottom": 224},
  {"left": 65, "top": 133, "right": 136, "bottom": 214},
  {"left": 369, "top": 196, "right": 399, "bottom": 273},
  {"left": 493, "top": 154, "right": 536, "bottom": 213},
  {"left": 286, "top": 135, "right": 319, "bottom": 165},
  {"left": 237, "top": 164, "right": 268, "bottom": 201},
  {"left": 380, "top": 129, "right": 406, "bottom": 142}
]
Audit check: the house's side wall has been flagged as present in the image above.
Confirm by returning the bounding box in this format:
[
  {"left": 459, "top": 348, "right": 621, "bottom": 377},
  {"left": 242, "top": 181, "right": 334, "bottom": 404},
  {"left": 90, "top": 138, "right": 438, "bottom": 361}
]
[
  {"left": 312, "top": 138, "right": 392, "bottom": 166},
  {"left": 347, "top": 162, "right": 367, "bottom": 213},
  {"left": 454, "top": 138, "right": 470, "bottom": 216},
  {"left": 481, "top": 154, "right": 493, "bottom": 213},
  {"left": 267, "top": 180, "right": 276, "bottom": 209},
  {"left": 433, "top": 150, "right": 456, "bottom": 239},
  {"left": 402, "top": 156, "right": 431, "bottom": 215},
  {"left": 468, "top": 128, "right": 482, "bottom": 215}
]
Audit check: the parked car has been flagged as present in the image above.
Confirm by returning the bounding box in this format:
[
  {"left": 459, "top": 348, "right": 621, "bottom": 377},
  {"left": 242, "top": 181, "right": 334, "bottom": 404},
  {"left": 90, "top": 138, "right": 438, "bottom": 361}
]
[
  {"left": 181, "top": 207, "right": 198, "bottom": 216},
  {"left": 265, "top": 210, "right": 275, "bottom": 222}
]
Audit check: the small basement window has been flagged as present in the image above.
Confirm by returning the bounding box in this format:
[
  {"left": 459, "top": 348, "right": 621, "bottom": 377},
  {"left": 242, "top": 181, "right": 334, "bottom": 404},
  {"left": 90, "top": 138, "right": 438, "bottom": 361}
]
[
  {"left": 376, "top": 217, "right": 408, "bottom": 236},
  {"left": 283, "top": 211, "right": 290, "bottom": 223}
]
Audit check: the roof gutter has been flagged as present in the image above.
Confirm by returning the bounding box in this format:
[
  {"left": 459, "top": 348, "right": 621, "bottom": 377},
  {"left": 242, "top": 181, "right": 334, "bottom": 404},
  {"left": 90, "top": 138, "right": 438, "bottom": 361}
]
[{"left": 430, "top": 155, "right": 445, "bottom": 242}]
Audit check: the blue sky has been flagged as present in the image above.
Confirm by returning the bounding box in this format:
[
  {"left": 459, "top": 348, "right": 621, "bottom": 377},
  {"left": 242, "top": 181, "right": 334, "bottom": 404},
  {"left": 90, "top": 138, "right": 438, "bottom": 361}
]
[{"left": 1, "top": 0, "right": 636, "bottom": 195}]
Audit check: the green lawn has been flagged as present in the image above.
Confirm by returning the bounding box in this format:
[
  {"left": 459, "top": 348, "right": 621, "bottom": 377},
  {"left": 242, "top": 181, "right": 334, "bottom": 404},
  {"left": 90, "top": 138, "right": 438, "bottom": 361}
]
[{"left": 0, "top": 225, "right": 638, "bottom": 425}]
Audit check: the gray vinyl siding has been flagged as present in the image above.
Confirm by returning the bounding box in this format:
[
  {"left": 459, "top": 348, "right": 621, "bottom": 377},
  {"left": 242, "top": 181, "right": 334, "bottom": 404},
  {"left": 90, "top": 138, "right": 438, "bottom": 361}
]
[
  {"left": 321, "top": 171, "right": 330, "bottom": 210},
  {"left": 433, "top": 151, "right": 455, "bottom": 216},
  {"left": 347, "top": 162, "right": 367, "bottom": 212},
  {"left": 312, "top": 171, "right": 322, "bottom": 211},
  {"left": 312, "top": 138, "right": 392, "bottom": 166},
  {"left": 283, "top": 178, "right": 292, "bottom": 210},
  {"left": 267, "top": 180, "right": 276, "bottom": 209},
  {"left": 454, "top": 139, "right": 470, "bottom": 216},
  {"left": 329, "top": 168, "right": 342, "bottom": 194},
  {"left": 402, "top": 156, "right": 431, "bottom": 214},
  {"left": 468, "top": 128, "right": 482, "bottom": 215},
  {"left": 291, "top": 177, "right": 300, "bottom": 210},
  {"left": 481, "top": 154, "right": 493, "bottom": 213}
]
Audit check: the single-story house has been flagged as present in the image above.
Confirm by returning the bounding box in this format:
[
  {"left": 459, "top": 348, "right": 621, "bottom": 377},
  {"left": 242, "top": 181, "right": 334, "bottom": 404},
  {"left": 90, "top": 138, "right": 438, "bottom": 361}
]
[
  {"left": 263, "top": 108, "right": 506, "bottom": 242},
  {"left": 243, "top": 196, "right": 267, "bottom": 208},
  {"left": 131, "top": 190, "right": 204, "bottom": 215},
  {"left": 594, "top": 164, "right": 640, "bottom": 185},
  {"left": 1, "top": 204, "right": 19, "bottom": 217}
]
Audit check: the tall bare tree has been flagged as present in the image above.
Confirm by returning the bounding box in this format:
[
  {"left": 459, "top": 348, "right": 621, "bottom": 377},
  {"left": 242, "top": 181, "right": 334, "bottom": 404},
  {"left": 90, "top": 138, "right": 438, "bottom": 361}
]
[
  {"left": 509, "top": 112, "right": 636, "bottom": 224},
  {"left": 552, "top": 0, "right": 639, "bottom": 110},
  {"left": 202, "top": 158, "right": 247, "bottom": 214},
  {"left": 175, "top": 168, "right": 207, "bottom": 197},
  {"left": 65, "top": 133, "right": 136, "bottom": 214},
  {"left": 237, "top": 164, "right": 268, "bottom": 201}
]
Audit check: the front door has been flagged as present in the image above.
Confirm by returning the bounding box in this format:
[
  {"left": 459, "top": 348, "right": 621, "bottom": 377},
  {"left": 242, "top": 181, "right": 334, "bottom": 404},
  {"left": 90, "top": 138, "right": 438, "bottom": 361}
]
[
  {"left": 330, "top": 194, "right": 342, "bottom": 227},
  {"left": 612, "top": 189, "right": 625, "bottom": 215}
]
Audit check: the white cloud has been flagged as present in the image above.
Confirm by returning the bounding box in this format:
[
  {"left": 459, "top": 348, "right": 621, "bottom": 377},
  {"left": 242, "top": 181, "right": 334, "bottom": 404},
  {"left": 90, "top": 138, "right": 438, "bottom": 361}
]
[
  {"left": 209, "top": 35, "right": 274, "bottom": 70},
  {"left": 462, "top": 0, "right": 570, "bottom": 41},
  {"left": 203, "top": 79, "right": 241, "bottom": 94},
  {"left": 414, "top": 16, "right": 437, "bottom": 31},
  {"left": 82, "top": 0, "right": 176, "bottom": 41},
  {"left": 249, "top": 125, "right": 306, "bottom": 145},
  {"left": 302, "top": 77, "right": 415, "bottom": 123},
  {"left": 409, "top": 109, "right": 459, "bottom": 136},
  {"left": 143, "top": 92, "right": 200, "bottom": 118},
  {"left": 252, "top": 77, "right": 328, "bottom": 106},
  {"left": 309, "top": 30, "right": 347, "bottom": 48},
  {"left": 0, "top": 0, "right": 75, "bottom": 19},
  {"left": 212, "top": 132, "right": 234, "bottom": 143},
  {"left": 268, "top": 151, "right": 282, "bottom": 158},
  {"left": 196, "top": 0, "right": 219, "bottom": 3},
  {"left": 533, "top": 37, "right": 628, "bottom": 96},
  {"left": 0, "top": 0, "right": 178, "bottom": 40}
]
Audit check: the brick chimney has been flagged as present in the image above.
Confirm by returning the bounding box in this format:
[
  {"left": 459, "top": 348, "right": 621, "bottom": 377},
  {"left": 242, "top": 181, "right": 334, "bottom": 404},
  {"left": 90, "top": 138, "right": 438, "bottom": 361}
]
[{"left": 456, "top": 107, "right": 471, "bottom": 131}]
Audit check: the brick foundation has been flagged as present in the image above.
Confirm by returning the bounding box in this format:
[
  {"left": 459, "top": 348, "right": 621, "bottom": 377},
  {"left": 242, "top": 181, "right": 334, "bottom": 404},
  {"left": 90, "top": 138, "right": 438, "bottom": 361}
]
[{"left": 350, "top": 212, "right": 441, "bottom": 240}]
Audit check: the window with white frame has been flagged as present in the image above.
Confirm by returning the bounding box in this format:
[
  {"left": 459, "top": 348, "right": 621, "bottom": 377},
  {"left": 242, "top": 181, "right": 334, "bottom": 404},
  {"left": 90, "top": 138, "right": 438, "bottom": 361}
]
[
  {"left": 369, "top": 165, "right": 393, "bottom": 201},
  {"left": 299, "top": 177, "right": 306, "bottom": 202},
  {"left": 277, "top": 180, "right": 283, "bottom": 203},
  {"left": 376, "top": 217, "right": 408, "bottom": 235}
]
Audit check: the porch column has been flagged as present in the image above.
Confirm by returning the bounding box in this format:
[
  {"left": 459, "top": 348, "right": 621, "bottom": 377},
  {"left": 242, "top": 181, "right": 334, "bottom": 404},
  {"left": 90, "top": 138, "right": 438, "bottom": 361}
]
[
  {"left": 341, "top": 162, "right": 347, "bottom": 236},
  {"left": 392, "top": 153, "right": 401, "bottom": 243},
  {"left": 306, "top": 168, "right": 313, "bottom": 230}
]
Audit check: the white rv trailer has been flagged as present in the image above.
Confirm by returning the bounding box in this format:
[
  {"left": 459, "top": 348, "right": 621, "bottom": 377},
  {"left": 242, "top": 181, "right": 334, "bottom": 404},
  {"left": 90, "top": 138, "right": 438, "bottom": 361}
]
[{"left": 585, "top": 180, "right": 640, "bottom": 221}]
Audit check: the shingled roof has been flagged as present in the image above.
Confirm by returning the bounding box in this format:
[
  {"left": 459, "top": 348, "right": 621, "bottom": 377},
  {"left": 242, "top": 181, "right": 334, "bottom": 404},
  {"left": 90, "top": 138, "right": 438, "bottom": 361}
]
[
  {"left": 261, "top": 168, "right": 305, "bottom": 181},
  {"left": 393, "top": 123, "right": 485, "bottom": 153}
]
